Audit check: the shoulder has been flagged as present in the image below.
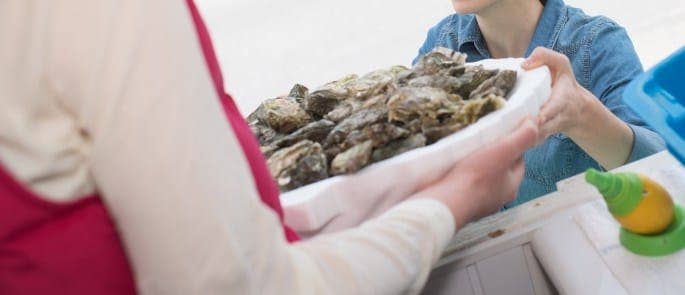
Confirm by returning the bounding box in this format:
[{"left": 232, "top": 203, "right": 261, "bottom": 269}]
[
  {"left": 428, "top": 14, "right": 460, "bottom": 43},
  {"left": 554, "top": 6, "right": 640, "bottom": 87},
  {"left": 432, "top": 13, "right": 459, "bottom": 31},
  {"left": 557, "top": 6, "right": 628, "bottom": 50}
]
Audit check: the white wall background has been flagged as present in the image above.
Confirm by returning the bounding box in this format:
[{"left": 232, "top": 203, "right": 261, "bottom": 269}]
[{"left": 196, "top": 0, "right": 685, "bottom": 114}]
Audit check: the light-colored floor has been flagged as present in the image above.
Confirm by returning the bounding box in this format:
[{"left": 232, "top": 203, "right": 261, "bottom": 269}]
[{"left": 196, "top": 0, "right": 685, "bottom": 114}]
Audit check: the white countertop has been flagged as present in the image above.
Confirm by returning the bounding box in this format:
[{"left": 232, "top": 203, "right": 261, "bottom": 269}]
[{"left": 430, "top": 151, "right": 685, "bottom": 294}]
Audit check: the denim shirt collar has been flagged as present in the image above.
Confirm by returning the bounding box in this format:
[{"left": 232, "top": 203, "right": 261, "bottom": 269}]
[
  {"left": 454, "top": 15, "right": 490, "bottom": 58},
  {"left": 525, "top": 0, "right": 567, "bottom": 56},
  {"left": 454, "top": 0, "right": 567, "bottom": 58}
]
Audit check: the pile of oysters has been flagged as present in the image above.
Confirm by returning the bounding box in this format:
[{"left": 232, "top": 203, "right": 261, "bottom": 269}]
[{"left": 248, "top": 48, "right": 517, "bottom": 192}]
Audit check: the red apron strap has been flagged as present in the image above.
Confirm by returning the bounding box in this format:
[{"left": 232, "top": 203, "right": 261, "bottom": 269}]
[{"left": 184, "top": 0, "right": 299, "bottom": 242}]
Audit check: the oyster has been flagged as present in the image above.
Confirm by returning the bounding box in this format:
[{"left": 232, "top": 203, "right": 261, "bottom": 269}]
[
  {"left": 454, "top": 65, "right": 499, "bottom": 99},
  {"left": 288, "top": 84, "right": 309, "bottom": 101},
  {"left": 324, "top": 145, "right": 342, "bottom": 163},
  {"left": 408, "top": 75, "right": 466, "bottom": 96},
  {"left": 325, "top": 106, "right": 387, "bottom": 146},
  {"left": 261, "top": 145, "right": 279, "bottom": 158},
  {"left": 443, "top": 65, "right": 466, "bottom": 77},
  {"left": 396, "top": 69, "right": 417, "bottom": 85},
  {"left": 340, "top": 123, "right": 410, "bottom": 150},
  {"left": 469, "top": 70, "right": 517, "bottom": 99},
  {"left": 388, "top": 65, "right": 411, "bottom": 75},
  {"left": 349, "top": 69, "right": 395, "bottom": 100},
  {"left": 414, "top": 48, "right": 467, "bottom": 76},
  {"left": 371, "top": 133, "right": 427, "bottom": 162},
  {"left": 250, "top": 123, "right": 283, "bottom": 146},
  {"left": 422, "top": 121, "right": 465, "bottom": 144},
  {"left": 253, "top": 97, "right": 312, "bottom": 133},
  {"left": 330, "top": 140, "right": 374, "bottom": 175},
  {"left": 402, "top": 119, "right": 423, "bottom": 134},
  {"left": 361, "top": 93, "right": 389, "bottom": 109},
  {"left": 386, "top": 87, "right": 460, "bottom": 125},
  {"left": 433, "top": 47, "right": 468, "bottom": 64},
  {"left": 324, "top": 101, "right": 357, "bottom": 123},
  {"left": 304, "top": 74, "right": 358, "bottom": 116},
  {"left": 266, "top": 140, "right": 328, "bottom": 191},
  {"left": 460, "top": 94, "right": 507, "bottom": 124},
  {"left": 270, "top": 119, "right": 335, "bottom": 148}
]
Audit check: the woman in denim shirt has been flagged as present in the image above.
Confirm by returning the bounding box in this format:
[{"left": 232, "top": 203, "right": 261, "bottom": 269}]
[{"left": 415, "top": 0, "right": 666, "bottom": 206}]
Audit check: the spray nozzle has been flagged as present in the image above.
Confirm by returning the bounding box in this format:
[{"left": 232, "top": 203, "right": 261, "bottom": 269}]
[{"left": 585, "top": 168, "right": 622, "bottom": 200}]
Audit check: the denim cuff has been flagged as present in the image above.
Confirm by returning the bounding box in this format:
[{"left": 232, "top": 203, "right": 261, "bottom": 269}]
[{"left": 627, "top": 124, "right": 667, "bottom": 163}]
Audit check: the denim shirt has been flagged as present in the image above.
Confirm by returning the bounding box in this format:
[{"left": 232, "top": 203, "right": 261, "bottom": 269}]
[{"left": 414, "top": 0, "right": 666, "bottom": 207}]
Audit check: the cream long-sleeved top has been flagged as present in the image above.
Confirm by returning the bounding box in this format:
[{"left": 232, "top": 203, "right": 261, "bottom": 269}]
[{"left": 0, "top": 1, "right": 456, "bottom": 294}]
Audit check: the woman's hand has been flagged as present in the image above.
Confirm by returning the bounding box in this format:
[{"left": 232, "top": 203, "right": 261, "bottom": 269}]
[
  {"left": 414, "top": 119, "right": 539, "bottom": 228},
  {"left": 521, "top": 47, "right": 634, "bottom": 169},
  {"left": 521, "top": 47, "right": 593, "bottom": 139}
]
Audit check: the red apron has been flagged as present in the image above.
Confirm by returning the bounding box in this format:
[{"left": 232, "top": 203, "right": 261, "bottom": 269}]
[{"left": 0, "top": 1, "right": 298, "bottom": 293}]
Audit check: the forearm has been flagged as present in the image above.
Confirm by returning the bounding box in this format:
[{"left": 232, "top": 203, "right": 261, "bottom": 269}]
[
  {"left": 289, "top": 199, "right": 455, "bottom": 294},
  {"left": 567, "top": 88, "right": 634, "bottom": 169}
]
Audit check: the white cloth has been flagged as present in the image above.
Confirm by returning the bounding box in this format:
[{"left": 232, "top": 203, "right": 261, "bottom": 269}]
[{"left": 0, "top": 1, "right": 456, "bottom": 294}]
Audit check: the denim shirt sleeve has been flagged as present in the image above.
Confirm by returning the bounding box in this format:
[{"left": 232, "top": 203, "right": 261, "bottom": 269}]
[{"left": 588, "top": 22, "right": 666, "bottom": 163}]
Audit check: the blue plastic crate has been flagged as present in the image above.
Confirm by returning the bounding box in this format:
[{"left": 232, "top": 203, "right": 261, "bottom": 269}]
[{"left": 624, "top": 47, "right": 685, "bottom": 164}]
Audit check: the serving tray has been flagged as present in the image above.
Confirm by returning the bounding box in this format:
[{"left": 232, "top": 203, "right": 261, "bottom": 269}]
[{"left": 281, "top": 58, "right": 551, "bottom": 236}]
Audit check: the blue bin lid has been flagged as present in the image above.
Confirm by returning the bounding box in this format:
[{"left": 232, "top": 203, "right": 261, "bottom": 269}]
[{"left": 623, "top": 47, "right": 685, "bottom": 164}]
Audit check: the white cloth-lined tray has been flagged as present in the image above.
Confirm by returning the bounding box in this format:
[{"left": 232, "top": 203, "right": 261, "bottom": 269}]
[{"left": 281, "top": 58, "right": 551, "bottom": 236}]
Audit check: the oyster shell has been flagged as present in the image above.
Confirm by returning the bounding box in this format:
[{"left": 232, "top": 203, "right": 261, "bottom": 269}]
[
  {"left": 422, "top": 121, "right": 465, "bottom": 144},
  {"left": 304, "top": 74, "right": 358, "bottom": 116},
  {"left": 288, "top": 84, "right": 309, "bottom": 101},
  {"left": 325, "top": 106, "right": 387, "bottom": 146},
  {"left": 349, "top": 69, "right": 395, "bottom": 100},
  {"left": 324, "top": 101, "right": 357, "bottom": 123},
  {"left": 469, "top": 70, "right": 517, "bottom": 99},
  {"left": 408, "top": 74, "right": 466, "bottom": 96},
  {"left": 396, "top": 69, "right": 417, "bottom": 86},
  {"left": 324, "top": 145, "right": 342, "bottom": 163},
  {"left": 340, "top": 122, "right": 410, "bottom": 150},
  {"left": 253, "top": 97, "right": 312, "bottom": 133},
  {"left": 250, "top": 123, "right": 283, "bottom": 146},
  {"left": 454, "top": 65, "right": 499, "bottom": 99},
  {"left": 386, "top": 87, "right": 460, "bottom": 125},
  {"left": 460, "top": 94, "right": 507, "bottom": 124},
  {"left": 371, "top": 133, "right": 427, "bottom": 162},
  {"left": 330, "top": 140, "right": 374, "bottom": 175},
  {"left": 323, "top": 93, "right": 389, "bottom": 125},
  {"left": 402, "top": 119, "right": 423, "bottom": 134},
  {"left": 361, "top": 93, "right": 390, "bottom": 109},
  {"left": 388, "top": 65, "right": 411, "bottom": 75},
  {"left": 414, "top": 47, "right": 467, "bottom": 76},
  {"left": 270, "top": 119, "right": 336, "bottom": 148},
  {"left": 266, "top": 140, "right": 329, "bottom": 191},
  {"left": 443, "top": 65, "right": 466, "bottom": 77},
  {"left": 261, "top": 145, "right": 280, "bottom": 158}
]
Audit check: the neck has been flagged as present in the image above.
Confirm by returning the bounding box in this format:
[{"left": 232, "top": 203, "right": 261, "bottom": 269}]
[{"left": 475, "top": 0, "right": 544, "bottom": 58}]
